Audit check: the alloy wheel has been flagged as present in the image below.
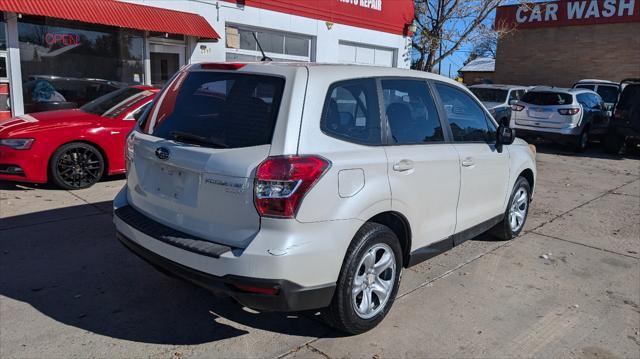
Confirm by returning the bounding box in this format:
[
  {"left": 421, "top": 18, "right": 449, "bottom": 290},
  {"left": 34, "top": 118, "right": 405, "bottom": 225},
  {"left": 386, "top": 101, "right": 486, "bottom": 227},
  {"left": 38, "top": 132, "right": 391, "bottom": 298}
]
[
  {"left": 509, "top": 187, "right": 528, "bottom": 232},
  {"left": 56, "top": 146, "right": 103, "bottom": 188},
  {"left": 351, "top": 243, "right": 396, "bottom": 319}
]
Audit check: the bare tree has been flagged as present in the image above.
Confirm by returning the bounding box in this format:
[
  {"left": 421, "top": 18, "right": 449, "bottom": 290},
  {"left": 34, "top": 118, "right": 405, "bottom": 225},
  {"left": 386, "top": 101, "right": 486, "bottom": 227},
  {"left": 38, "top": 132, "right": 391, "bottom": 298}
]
[{"left": 412, "top": 0, "right": 516, "bottom": 72}]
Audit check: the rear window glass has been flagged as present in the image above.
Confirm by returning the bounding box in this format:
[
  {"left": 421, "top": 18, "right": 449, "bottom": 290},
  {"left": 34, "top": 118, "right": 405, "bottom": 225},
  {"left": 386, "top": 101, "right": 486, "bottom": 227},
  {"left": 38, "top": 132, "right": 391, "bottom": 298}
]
[
  {"left": 596, "top": 85, "right": 619, "bottom": 103},
  {"left": 574, "top": 84, "right": 595, "bottom": 91},
  {"left": 470, "top": 88, "right": 508, "bottom": 103},
  {"left": 143, "top": 71, "right": 285, "bottom": 149},
  {"left": 521, "top": 91, "right": 573, "bottom": 106},
  {"left": 320, "top": 78, "right": 382, "bottom": 145},
  {"left": 80, "top": 87, "right": 151, "bottom": 118}
]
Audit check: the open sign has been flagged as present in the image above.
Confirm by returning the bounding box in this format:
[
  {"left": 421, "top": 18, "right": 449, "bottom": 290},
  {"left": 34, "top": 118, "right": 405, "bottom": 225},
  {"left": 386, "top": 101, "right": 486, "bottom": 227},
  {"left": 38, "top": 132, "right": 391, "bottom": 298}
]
[{"left": 44, "top": 32, "right": 81, "bottom": 47}]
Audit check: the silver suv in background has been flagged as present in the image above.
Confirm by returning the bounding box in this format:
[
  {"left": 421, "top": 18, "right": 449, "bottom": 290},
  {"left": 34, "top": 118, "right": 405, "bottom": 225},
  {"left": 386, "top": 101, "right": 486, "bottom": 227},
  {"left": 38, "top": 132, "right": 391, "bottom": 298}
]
[
  {"left": 510, "top": 87, "right": 609, "bottom": 152},
  {"left": 469, "top": 84, "right": 529, "bottom": 125},
  {"left": 572, "top": 79, "right": 620, "bottom": 110},
  {"left": 114, "top": 63, "right": 536, "bottom": 334}
]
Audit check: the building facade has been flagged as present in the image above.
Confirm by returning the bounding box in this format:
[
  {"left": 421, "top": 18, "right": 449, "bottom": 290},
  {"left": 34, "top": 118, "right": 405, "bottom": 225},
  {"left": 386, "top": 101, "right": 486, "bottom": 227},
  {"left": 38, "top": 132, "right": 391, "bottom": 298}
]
[
  {"left": 0, "top": 0, "right": 414, "bottom": 117},
  {"left": 494, "top": 0, "right": 640, "bottom": 87}
]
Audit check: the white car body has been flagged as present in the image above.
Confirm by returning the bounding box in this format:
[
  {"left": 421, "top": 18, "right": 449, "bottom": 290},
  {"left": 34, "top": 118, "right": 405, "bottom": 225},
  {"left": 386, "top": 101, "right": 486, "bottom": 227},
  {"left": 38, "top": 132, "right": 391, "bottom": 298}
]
[{"left": 113, "top": 63, "right": 536, "bottom": 332}]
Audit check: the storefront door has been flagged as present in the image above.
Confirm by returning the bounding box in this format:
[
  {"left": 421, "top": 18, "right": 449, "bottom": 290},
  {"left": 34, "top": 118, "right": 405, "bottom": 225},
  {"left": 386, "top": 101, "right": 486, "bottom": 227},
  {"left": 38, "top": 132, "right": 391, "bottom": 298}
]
[{"left": 149, "top": 43, "right": 185, "bottom": 87}]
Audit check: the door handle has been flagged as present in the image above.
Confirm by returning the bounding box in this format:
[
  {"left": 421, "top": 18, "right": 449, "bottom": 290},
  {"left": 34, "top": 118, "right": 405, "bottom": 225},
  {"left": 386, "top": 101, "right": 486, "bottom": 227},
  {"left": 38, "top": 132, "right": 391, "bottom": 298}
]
[
  {"left": 393, "top": 159, "right": 414, "bottom": 172},
  {"left": 461, "top": 157, "right": 475, "bottom": 167}
]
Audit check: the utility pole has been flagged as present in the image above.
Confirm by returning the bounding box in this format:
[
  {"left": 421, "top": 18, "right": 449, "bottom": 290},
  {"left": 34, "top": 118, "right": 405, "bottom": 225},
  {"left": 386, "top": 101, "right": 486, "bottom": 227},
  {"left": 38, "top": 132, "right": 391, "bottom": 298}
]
[{"left": 448, "top": 63, "right": 451, "bottom": 78}]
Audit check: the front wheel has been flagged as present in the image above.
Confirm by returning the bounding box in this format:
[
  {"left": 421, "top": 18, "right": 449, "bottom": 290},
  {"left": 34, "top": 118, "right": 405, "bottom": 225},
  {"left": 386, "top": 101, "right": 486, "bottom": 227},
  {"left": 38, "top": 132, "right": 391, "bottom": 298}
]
[
  {"left": 49, "top": 142, "right": 105, "bottom": 189},
  {"left": 324, "top": 223, "right": 402, "bottom": 335},
  {"left": 491, "top": 176, "right": 531, "bottom": 240}
]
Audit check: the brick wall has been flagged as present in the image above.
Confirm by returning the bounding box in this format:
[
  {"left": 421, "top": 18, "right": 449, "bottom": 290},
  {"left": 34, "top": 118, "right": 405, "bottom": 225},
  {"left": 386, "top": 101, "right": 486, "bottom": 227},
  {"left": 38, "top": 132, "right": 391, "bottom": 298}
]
[
  {"left": 461, "top": 71, "right": 496, "bottom": 85},
  {"left": 494, "top": 22, "right": 640, "bottom": 87}
]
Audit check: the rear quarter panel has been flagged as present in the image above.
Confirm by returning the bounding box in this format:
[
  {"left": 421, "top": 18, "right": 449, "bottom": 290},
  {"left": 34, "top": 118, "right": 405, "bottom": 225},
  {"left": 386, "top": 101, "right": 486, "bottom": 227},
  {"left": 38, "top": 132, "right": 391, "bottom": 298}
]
[{"left": 295, "top": 67, "right": 392, "bottom": 224}]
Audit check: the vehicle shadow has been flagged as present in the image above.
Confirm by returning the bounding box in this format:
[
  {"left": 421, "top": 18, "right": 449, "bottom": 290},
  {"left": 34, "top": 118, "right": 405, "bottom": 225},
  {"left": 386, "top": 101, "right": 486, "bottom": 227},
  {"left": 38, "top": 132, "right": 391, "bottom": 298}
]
[
  {"left": 0, "top": 174, "right": 127, "bottom": 191},
  {"left": 0, "top": 203, "right": 337, "bottom": 345}
]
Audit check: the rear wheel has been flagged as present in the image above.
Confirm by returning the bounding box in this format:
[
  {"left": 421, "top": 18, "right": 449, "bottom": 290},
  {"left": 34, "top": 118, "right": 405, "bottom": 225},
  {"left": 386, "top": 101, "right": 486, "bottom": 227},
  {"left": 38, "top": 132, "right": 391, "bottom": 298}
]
[
  {"left": 573, "top": 127, "right": 589, "bottom": 152},
  {"left": 324, "top": 222, "right": 402, "bottom": 335},
  {"left": 50, "top": 142, "right": 105, "bottom": 190},
  {"left": 491, "top": 176, "right": 531, "bottom": 240}
]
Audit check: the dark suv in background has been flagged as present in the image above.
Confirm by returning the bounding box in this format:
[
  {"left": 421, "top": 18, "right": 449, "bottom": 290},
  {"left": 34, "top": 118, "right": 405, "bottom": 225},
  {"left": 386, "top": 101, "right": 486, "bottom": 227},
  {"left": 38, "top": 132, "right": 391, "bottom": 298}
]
[
  {"left": 604, "top": 79, "right": 640, "bottom": 154},
  {"left": 469, "top": 84, "right": 529, "bottom": 125}
]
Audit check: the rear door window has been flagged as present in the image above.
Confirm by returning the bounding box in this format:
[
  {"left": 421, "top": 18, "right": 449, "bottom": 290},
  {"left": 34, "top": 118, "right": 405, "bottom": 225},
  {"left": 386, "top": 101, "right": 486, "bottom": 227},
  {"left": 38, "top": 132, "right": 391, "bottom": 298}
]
[
  {"left": 320, "top": 78, "right": 382, "bottom": 145},
  {"left": 521, "top": 92, "right": 573, "bottom": 106},
  {"left": 144, "top": 71, "right": 285, "bottom": 149},
  {"left": 435, "top": 83, "right": 495, "bottom": 142},
  {"left": 381, "top": 79, "right": 444, "bottom": 144}
]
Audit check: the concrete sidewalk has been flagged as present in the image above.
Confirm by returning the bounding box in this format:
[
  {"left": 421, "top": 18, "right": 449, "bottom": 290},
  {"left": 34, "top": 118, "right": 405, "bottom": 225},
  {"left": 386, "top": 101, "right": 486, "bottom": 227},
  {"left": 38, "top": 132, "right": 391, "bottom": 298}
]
[{"left": 1, "top": 147, "right": 638, "bottom": 358}]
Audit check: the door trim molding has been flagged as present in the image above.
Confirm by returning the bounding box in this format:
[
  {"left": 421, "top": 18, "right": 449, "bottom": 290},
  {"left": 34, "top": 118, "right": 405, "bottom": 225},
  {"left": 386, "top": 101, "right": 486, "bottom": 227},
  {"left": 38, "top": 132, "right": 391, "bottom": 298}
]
[{"left": 407, "top": 213, "right": 503, "bottom": 267}]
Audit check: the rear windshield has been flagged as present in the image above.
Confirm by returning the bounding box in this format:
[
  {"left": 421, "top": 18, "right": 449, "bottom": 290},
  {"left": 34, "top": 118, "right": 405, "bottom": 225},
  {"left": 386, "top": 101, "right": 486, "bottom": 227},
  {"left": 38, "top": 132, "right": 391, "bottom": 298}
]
[
  {"left": 617, "top": 84, "right": 640, "bottom": 109},
  {"left": 470, "top": 88, "right": 508, "bottom": 103},
  {"left": 521, "top": 91, "right": 573, "bottom": 106},
  {"left": 143, "top": 71, "right": 285, "bottom": 149},
  {"left": 596, "top": 85, "right": 619, "bottom": 103},
  {"left": 80, "top": 87, "right": 151, "bottom": 118}
]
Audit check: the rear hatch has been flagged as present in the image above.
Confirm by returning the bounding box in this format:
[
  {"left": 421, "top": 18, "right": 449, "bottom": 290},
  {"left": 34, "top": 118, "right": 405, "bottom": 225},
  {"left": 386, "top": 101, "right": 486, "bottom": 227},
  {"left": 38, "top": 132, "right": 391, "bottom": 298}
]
[
  {"left": 127, "top": 67, "right": 287, "bottom": 248},
  {"left": 515, "top": 91, "right": 576, "bottom": 128}
]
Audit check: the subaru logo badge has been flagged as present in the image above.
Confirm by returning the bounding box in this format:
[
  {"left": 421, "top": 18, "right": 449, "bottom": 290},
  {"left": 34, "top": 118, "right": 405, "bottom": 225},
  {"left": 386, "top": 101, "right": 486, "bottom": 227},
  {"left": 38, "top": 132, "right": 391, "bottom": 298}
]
[{"left": 155, "top": 147, "right": 170, "bottom": 160}]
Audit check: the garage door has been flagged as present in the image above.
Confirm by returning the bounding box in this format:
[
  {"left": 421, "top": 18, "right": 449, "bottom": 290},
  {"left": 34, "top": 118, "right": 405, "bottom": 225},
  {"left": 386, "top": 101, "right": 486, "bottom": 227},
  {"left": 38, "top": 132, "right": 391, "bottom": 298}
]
[{"left": 338, "top": 42, "right": 395, "bottom": 67}]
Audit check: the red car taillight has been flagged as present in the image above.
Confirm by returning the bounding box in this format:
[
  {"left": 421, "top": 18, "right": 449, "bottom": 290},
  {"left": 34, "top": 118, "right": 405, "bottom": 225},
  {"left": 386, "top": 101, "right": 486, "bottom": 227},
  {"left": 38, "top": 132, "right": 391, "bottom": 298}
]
[
  {"left": 558, "top": 108, "right": 580, "bottom": 115},
  {"left": 254, "top": 155, "right": 330, "bottom": 218},
  {"left": 511, "top": 104, "right": 525, "bottom": 111}
]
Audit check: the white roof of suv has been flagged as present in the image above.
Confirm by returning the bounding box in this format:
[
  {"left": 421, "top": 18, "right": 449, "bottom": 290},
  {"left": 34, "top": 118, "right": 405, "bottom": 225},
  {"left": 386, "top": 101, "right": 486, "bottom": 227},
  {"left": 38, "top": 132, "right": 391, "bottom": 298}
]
[
  {"left": 574, "top": 79, "right": 619, "bottom": 86},
  {"left": 529, "top": 86, "right": 597, "bottom": 96}
]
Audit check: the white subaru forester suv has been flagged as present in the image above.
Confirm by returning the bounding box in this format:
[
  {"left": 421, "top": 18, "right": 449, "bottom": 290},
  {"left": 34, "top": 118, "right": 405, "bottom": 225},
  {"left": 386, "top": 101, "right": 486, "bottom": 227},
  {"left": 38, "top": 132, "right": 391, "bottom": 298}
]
[{"left": 114, "top": 63, "right": 536, "bottom": 334}]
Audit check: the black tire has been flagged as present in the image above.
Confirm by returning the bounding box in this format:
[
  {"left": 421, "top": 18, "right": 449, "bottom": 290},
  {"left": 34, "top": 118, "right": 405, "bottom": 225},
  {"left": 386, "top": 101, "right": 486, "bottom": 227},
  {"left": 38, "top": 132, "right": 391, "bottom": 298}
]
[
  {"left": 491, "top": 176, "right": 531, "bottom": 241},
  {"left": 603, "top": 130, "right": 625, "bottom": 155},
  {"left": 573, "top": 126, "right": 589, "bottom": 153},
  {"left": 324, "top": 222, "right": 402, "bottom": 335},
  {"left": 49, "top": 142, "right": 105, "bottom": 190}
]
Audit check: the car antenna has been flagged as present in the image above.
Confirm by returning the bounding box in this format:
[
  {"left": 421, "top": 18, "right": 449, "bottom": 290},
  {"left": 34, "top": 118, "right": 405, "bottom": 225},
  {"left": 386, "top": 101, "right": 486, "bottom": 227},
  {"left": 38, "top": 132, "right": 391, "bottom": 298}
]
[{"left": 252, "top": 32, "right": 272, "bottom": 62}]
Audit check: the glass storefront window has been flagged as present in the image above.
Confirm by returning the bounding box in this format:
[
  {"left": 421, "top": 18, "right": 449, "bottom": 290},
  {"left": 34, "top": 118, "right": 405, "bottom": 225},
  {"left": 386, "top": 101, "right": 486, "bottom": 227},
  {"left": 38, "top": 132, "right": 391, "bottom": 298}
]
[
  {"left": 0, "top": 21, "right": 7, "bottom": 51},
  {"left": 226, "top": 25, "right": 311, "bottom": 61},
  {"left": 18, "top": 16, "right": 145, "bottom": 114}
]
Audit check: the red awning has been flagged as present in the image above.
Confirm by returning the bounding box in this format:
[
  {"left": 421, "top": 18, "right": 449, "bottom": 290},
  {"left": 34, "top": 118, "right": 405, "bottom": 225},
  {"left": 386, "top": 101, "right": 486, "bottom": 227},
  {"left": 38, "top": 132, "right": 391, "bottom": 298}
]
[{"left": 0, "top": 0, "right": 220, "bottom": 39}]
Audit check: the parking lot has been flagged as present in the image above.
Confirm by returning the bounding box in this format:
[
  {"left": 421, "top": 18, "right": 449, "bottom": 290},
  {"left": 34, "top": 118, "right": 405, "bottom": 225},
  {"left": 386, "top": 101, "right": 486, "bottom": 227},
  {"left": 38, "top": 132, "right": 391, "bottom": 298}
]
[{"left": 0, "top": 144, "right": 638, "bottom": 358}]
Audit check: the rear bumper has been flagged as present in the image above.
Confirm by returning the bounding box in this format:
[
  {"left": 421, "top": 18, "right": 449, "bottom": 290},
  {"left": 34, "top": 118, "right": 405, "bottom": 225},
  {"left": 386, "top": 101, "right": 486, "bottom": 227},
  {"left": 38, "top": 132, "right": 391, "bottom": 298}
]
[
  {"left": 112, "top": 185, "right": 361, "bottom": 312},
  {"left": 116, "top": 230, "right": 335, "bottom": 312},
  {"left": 513, "top": 128, "right": 580, "bottom": 143}
]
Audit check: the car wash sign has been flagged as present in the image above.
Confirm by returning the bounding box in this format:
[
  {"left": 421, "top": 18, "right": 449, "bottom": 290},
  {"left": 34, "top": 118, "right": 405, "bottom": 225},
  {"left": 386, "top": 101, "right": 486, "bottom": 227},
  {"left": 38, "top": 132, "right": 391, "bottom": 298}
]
[{"left": 496, "top": 0, "right": 640, "bottom": 30}]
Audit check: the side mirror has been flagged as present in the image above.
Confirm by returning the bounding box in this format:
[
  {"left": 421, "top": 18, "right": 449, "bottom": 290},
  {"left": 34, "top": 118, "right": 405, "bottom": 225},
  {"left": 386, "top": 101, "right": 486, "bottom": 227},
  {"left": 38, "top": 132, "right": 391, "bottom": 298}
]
[
  {"left": 496, "top": 125, "right": 515, "bottom": 153},
  {"left": 509, "top": 99, "right": 518, "bottom": 106}
]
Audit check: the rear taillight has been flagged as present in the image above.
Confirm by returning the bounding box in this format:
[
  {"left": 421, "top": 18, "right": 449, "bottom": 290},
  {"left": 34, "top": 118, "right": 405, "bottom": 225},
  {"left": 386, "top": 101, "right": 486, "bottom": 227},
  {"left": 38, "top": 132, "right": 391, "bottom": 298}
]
[
  {"left": 254, "top": 155, "right": 330, "bottom": 218},
  {"left": 511, "top": 104, "right": 525, "bottom": 111},
  {"left": 558, "top": 108, "right": 580, "bottom": 115},
  {"left": 125, "top": 131, "right": 135, "bottom": 174}
]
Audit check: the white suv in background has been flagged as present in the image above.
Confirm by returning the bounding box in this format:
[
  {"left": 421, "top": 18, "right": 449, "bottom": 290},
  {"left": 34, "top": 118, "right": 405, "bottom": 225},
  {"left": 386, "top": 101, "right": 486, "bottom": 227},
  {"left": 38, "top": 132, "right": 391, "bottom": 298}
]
[{"left": 114, "top": 63, "right": 536, "bottom": 334}]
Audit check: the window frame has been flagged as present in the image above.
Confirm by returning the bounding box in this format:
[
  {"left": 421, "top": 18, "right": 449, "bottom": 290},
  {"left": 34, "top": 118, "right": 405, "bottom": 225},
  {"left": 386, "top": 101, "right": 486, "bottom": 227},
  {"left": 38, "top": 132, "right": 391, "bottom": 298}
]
[
  {"left": 319, "top": 77, "right": 386, "bottom": 146},
  {"left": 376, "top": 76, "right": 450, "bottom": 146},
  {"left": 430, "top": 80, "right": 498, "bottom": 144}
]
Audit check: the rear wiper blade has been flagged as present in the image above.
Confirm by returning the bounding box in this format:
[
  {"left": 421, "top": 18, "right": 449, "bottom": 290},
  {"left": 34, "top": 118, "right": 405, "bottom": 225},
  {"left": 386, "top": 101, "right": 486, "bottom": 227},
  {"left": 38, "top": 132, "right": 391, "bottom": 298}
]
[{"left": 170, "top": 131, "right": 228, "bottom": 148}]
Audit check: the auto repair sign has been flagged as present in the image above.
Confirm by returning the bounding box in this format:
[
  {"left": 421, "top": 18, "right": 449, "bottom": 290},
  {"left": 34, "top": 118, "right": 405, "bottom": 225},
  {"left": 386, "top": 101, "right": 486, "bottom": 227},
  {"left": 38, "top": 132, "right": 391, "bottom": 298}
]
[{"left": 496, "top": 0, "right": 640, "bottom": 29}]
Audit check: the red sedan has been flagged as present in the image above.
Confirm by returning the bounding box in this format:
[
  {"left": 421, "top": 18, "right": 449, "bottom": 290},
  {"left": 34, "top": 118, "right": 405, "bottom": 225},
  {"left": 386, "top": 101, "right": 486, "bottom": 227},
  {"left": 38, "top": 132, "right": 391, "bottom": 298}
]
[{"left": 0, "top": 86, "right": 158, "bottom": 189}]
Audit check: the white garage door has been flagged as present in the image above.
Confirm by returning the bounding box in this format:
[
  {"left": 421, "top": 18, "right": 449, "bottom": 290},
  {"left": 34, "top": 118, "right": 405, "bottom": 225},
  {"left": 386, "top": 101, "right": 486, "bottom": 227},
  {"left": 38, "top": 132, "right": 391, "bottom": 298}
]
[{"left": 338, "top": 42, "right": 395, "bottom": 67}]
